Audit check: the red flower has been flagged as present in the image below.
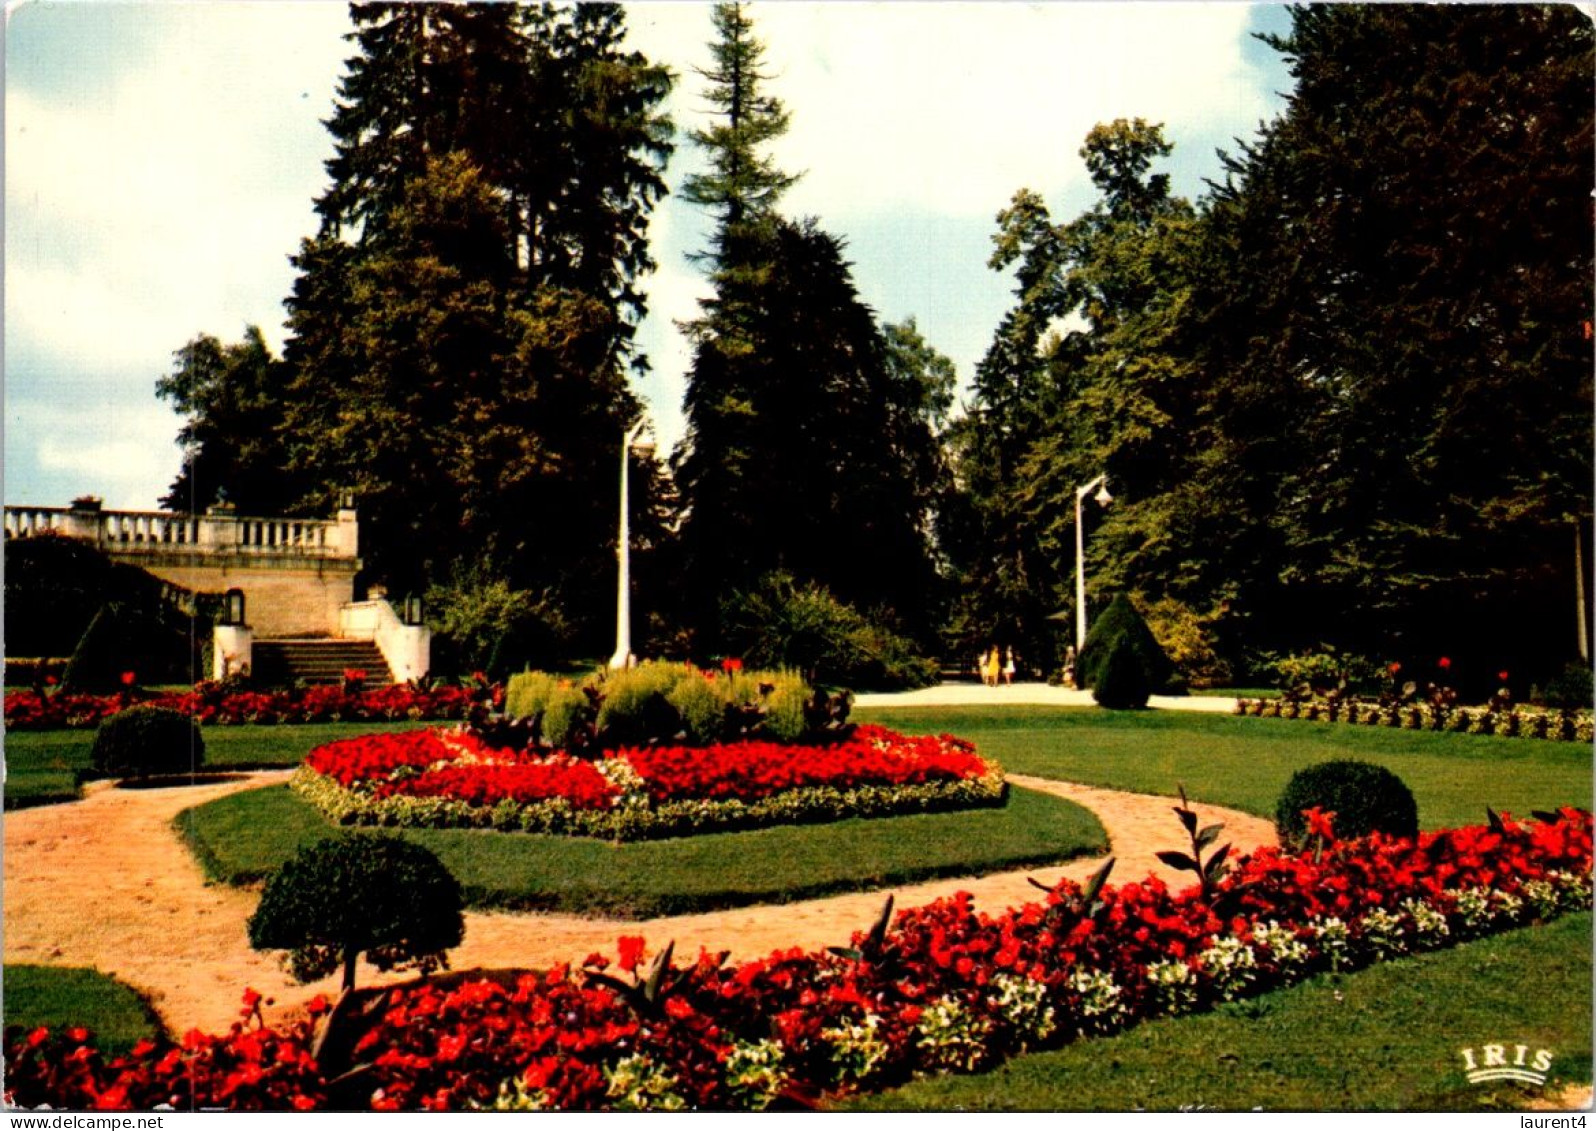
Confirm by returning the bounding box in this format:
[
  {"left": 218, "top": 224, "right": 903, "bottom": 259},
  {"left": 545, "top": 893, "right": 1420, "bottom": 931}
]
[
  {"left": 119, "top": 671, "right": 136, "bottom": 686},
  {"left": 1388, "top": 662, "right": 1402, "bottom": 675},
  {"left": 1498, "top": 670, "right": 1510, "bottom": 682},
  {"left": 1303, "top": 806, "right": 1337, "bottom": 842},
  {"left": 1438, "top": 656, "right": 1451, "bottom": 670},
  {"left": 616, "top": 935, "right": 647, "bottom": 975},
  {"left": 721, "top": 657, "right": 744, "bottom": 673}
]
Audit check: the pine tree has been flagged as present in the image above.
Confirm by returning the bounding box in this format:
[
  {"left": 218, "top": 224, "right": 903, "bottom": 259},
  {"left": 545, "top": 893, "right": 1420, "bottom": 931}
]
[
  {"left": 680, "top": 1, "right": 797, "bottom": 241},
  {"left": 673, "top": 4, "right": 944, "bottom": 648}
]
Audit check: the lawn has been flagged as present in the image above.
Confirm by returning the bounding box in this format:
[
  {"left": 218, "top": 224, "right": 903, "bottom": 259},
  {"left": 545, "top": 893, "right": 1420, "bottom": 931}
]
[
  {"left": 846, "top": 912, "right": 1593, "bottom": 1111},
  {"left": 2, "top": 966, "right": 166, "bottom": 1058},
  {"left": 853, "top": 706, "right": 1593, "bottom": 830},
  {"left": 176, "top": 782, "right": 1107, "bottom": 918},
  {"left": 3, "top": 721, "right": 433, "bottom": 809}
]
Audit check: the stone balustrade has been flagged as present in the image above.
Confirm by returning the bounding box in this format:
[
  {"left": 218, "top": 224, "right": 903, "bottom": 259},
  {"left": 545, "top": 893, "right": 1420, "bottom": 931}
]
[
  {"left": 4, "top": 500, "right": 358, "bottom": 561},
  {"left": 5, "top": 498, "right": 363, "bottom": 639}
]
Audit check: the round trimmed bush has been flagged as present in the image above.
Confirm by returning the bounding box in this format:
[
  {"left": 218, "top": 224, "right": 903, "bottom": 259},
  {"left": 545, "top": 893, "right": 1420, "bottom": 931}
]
[
  {"left": 90, "top": 705, "right": 205, "bottom": 778},
  {"left": 1274, "top": 760, "right": 1419, "bottom": 850},
  {"left": 1092, "top": 634, "right": 1151, "bottom": 710},
  {"left": 247, "top": 833, "right": 463, "bottom": 992}
]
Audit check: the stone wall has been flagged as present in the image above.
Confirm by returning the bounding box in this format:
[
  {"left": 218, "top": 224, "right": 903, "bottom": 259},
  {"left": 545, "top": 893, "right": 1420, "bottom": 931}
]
[
  {"left": 5, "top": 501, "right": 362, "bottom": 639},
  {"left": 135, "top": 552, "right": 359, "bottom": 639}
]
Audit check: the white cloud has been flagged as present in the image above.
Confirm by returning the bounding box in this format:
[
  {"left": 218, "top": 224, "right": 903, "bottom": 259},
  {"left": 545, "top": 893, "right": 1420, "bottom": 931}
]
[
  {"left": 6, "top": 1, "right": 1282, "bottom": 509},
  {"left": 634, "top": 3, "right": 1273, "bottom": 220},
  {"left": 5, "top": 3, "right": 350, "bottom": 360},
  {"left": 6, "top": 401, "right": 184, "bottom": 510}
]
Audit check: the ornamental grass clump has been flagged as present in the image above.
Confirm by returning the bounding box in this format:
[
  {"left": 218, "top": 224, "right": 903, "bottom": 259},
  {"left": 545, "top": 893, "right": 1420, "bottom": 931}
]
[
  {"left": 89, "top": 704, "right": 205, "bottom": 779},
  {"left": 1274, "top": 760, "right": 1418, "bottom": 852},
  {"left": 502, "top": 661, "right": 846, "bottom": 751}
]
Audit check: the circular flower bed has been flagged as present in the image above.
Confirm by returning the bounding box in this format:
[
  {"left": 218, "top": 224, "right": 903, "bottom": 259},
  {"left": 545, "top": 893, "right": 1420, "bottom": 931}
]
[{"left": 291, "top": 724, "right": 1005, "bottom": 841}]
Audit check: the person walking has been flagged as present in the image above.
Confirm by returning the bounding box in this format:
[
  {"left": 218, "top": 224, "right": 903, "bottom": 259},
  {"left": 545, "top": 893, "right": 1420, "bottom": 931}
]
[
  {"left": 983, "top": 645, "right": 1001, "bottom": 688},
  {"left": 1003, "top": 647, "right": 1016, "bottom": 686}
]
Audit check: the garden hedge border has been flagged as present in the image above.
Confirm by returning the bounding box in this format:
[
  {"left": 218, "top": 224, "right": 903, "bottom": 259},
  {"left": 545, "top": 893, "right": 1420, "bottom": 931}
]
[{"left": 1234, "top": 697, "right": 1594, "bottom": 742}]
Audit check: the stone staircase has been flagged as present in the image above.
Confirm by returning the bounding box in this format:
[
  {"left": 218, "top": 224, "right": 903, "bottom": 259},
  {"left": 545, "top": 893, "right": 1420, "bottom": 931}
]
[{"left": 251, "top": 639, "right": 393, "bottom": 687}]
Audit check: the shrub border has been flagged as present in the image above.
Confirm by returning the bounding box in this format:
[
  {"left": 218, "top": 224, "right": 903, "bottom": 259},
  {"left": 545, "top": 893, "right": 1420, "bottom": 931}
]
[{"left": 1234, "top": 697, "right": 1595, "bottom": 742}]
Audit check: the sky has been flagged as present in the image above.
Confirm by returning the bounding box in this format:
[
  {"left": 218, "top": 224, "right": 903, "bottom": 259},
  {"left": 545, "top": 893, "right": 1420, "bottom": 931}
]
[{"left": 3, "top": 1, "right": 1293, "bottom": 512}]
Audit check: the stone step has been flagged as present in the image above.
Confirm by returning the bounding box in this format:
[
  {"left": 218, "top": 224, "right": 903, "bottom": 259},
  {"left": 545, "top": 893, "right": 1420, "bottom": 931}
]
[{"left": 252, "top": 640, "right": 393, "bottom": 687}]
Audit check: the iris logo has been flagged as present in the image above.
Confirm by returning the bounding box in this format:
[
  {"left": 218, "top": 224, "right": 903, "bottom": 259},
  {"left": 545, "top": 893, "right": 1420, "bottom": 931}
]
[{"left": 1459, "top": 1042, "right": 1554, "bottom": 1086}]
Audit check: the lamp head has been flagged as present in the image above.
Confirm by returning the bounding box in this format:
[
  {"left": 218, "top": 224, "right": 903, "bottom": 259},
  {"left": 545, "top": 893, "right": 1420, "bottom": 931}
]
[
  {"left": 1094, "top": 482, "right": 1113, "bottom": 506},
  {"left": 631, "top": 436, "right": 656, "bottom": 459}
]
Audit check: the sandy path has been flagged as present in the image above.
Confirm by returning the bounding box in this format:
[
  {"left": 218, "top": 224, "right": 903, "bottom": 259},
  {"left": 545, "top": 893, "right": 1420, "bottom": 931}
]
[{"left": 4, "top": 772, "right": 1274, "bottom": 1035}]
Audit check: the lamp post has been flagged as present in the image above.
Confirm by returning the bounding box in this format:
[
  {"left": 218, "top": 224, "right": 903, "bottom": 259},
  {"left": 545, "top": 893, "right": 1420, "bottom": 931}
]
[
  {"left": 609, "top": 422, "right": 654, "bottom": 670},
  {"left": 1074, "top": 474, "right": 1113, "bottom": 655}
]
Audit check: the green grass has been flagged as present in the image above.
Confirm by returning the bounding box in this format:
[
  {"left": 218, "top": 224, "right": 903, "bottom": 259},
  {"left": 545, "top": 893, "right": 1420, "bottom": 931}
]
[
  {"left": 176, "top": 783, "right": 1107, "bottom": 919},
  {"left": 853, "top": 706, "right": 1593, "bottom": 830},
  {"left": 3, "top": 966, "right": 166, "bottom": 1057},
  {"left": 2, "top": 721, "right": 432, "bottom": 809},
  {"left": 845, "top": 912, "right": 1592, "bottom": 1111}
]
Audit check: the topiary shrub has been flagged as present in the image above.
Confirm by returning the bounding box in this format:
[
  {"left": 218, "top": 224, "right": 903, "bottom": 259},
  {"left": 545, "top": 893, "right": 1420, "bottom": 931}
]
[
  {"left": 90, "top": 705, "right": 205, "bottom": 778},
  {"left": 1092, "top": 634, "right": 1151, "bottom": 710},
  {"left": 1274, "top": 760, "right": 1419, "bottom": 851},
  {"left": 247, "top": 833, "right": 463, "bottom": 992},
  {"left": 1078, "top": 594, "right": 1174, "bottom": 693}
]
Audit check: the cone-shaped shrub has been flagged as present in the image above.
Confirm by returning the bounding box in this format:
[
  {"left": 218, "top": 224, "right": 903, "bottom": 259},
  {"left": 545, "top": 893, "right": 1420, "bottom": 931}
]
[
  {"left": 247, "top": 834, "right": 463, "bottom": 992},
  {"left": 90, "top": 704, "right": 205, "bottom": 778},
  {"left": 1274, "top": 760, "right": 1419, "bottom": 850},
  {"left": 1079, "top": 594, "right": 1173, "bottom": 692},
  {"left": 1092, "top": 634, "right": 1151, "bottom": 709}
]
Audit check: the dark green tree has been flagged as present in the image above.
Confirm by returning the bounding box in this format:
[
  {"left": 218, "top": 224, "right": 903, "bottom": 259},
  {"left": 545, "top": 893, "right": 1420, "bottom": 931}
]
[
  {"left": 1195, "top": 4, "right": 1595, "bottom": 677},
  {"left": 163, "top": 2, "right": 675, "bottom": 650},
  {"left": 283, "top": 155, "right": 642, "bottom": 606},
  {"left": 673, "top": 5, "right": 945, "bottom": 650},
  {"left": 676, "top": 218, "right": 942, "bottom": 638},
  {"left": 155, "top": 327, "right": 300, "bottom": 514},
  {"left": 948, "top": 122, "right": 1194, "bottom": 666}
]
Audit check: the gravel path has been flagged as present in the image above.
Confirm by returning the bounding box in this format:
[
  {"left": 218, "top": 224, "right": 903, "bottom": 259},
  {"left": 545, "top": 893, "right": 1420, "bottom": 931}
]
[
  {"left": 853, "top": 682, "right": 1240, "bottom": 712},
  {"left": 3, "top": 772, "right": 1274, "bottom": 1035}
]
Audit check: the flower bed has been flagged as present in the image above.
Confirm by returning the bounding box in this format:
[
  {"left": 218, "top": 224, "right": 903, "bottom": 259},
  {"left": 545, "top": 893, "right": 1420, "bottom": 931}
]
[
  {"left": 7, "top": 808, "right": 1590, "bottom": 1111},
  {"left": 1234, "top": 696, "right": 1595, "bottom": 743},
  {"left": 291, "top": 724, "right": 1004, "bottom": 841},
  {"left": 2, "top": 680, "right": 500, "bottom": 731}
]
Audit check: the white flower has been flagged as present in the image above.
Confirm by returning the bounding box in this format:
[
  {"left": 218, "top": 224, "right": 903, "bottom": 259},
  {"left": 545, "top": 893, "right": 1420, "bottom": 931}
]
[
  {"left": 990, "top": 972, "right": 1056, "bottom": 1045},
  {"left": 913, "top": 997, "right": 991, "bottom": 1074},
  {"left": 823, "top": 1011, "right": 891, "bottom": 1084},
  {"left": 1198, "top": 936, "right": 1258, "bottom": 1000},
  {"left": 1144, "top": 959, "right": 1199, "bottom": 1015}
]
